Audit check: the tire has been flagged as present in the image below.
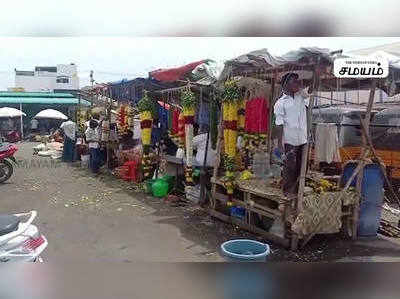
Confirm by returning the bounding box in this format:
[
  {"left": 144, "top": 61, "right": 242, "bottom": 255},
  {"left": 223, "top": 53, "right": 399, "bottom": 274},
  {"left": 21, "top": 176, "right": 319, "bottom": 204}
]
[{"left": 0, "top": 160, "right": 13, "bottom": 183}]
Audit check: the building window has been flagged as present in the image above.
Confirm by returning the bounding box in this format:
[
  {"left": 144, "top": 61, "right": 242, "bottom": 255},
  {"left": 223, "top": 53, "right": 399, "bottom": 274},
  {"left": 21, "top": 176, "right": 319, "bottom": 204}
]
[{"left": 56, "top": 76, "right": 69, "bottom": 83}]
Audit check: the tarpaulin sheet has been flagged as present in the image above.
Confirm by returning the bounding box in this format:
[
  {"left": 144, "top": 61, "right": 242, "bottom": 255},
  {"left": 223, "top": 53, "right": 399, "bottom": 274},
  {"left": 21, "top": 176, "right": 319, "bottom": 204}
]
[{"left": 150, "top": 60, "right": 207, "bottom": 82}]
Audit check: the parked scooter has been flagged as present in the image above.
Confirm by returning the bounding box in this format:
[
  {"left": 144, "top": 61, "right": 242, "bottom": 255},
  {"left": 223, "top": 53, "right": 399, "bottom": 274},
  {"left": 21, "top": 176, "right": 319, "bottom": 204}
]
[
  {"left": 0, "top": 143, "right": 18, "bottom": 183},
  {"left": 0, "top": 211, "right": 47, "bottom": 262}
]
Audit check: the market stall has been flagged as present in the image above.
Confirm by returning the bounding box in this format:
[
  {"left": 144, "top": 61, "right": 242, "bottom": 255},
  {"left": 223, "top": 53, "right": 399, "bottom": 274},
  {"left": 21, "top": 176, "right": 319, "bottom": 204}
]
[{"left": 209, "top": 47, "right": 374, "bottom": 250}]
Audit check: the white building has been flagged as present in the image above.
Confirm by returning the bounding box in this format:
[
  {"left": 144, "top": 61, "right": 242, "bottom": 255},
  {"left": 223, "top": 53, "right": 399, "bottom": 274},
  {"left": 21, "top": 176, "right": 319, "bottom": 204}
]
[{"left": 14, "top": 64, "right": 79, "bottom": 92}]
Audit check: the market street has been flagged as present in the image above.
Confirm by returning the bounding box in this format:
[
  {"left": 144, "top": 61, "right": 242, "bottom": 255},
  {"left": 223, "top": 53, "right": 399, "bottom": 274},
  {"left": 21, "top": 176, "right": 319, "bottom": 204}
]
[
  {"left": 2, "top": 142, "right": 400, "bottom": 262},
  {"left": 1, "top": 142, "right": 225, "bottom": 262}
]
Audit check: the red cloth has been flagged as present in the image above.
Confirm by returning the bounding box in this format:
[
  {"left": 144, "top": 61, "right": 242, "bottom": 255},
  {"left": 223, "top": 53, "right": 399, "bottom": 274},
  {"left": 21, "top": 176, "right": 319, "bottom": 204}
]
[
  {"left": 245, "top": 98, "right": 269, "bottom": 134},
  {"left": 150, "top": 60, "right": 206, "bottom": 82},
  {"left": 172, "top": 110, "right": 180, "bottom": 134}
]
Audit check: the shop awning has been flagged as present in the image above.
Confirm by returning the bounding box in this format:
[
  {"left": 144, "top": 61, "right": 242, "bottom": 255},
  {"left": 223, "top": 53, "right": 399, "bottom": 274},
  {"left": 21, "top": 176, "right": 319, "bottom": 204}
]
[{"left": 0, "top": 96, "right": 91, "bottom": 106}]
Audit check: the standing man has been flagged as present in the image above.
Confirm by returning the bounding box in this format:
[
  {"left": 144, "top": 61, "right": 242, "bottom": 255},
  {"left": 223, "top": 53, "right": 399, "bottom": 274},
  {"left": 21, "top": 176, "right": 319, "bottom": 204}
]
[
  {"left": 30, "top": 118, "right": 39, "bottom": 134},
  {"left": 60, "top": 119, "right": 77, "bottom": 162},
  {"left": 85, "top": 119, "right": 101, "bottom": 174},
  {"left": 274, "top": 72, "right": 314, "bottom": 198}
]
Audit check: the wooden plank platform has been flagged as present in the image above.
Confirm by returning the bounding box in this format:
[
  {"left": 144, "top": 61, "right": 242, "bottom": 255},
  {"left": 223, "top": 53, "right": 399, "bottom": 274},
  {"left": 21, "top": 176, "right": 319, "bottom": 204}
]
[
  {"left": 211, "top": 177, "right": 288, "bottom": 204},
  {"left": 208, "top": 209, "right": 290, "bottom": 247}
]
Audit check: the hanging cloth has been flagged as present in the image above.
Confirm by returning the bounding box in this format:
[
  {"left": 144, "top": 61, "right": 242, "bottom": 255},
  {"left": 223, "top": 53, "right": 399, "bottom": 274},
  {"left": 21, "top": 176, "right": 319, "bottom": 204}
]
[
  {"left": 172, "top": 109, "right": 180, "bottom": 135},
  {"left": 157, "top": 103, "right": 169, "bottom": 133},
  {"left": 196, "top": 101, "right": 210, "bottom": 131},
  {"left": 314, "top": 123, "right": 341, "bottom": 164},
  {"left": 245, "top": 97, "right": 269, "bottom": 134}
]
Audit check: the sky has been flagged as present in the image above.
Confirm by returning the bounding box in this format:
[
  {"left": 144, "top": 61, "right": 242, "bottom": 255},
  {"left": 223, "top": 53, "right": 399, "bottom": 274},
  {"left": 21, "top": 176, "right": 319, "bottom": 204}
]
[{"left": 1, "top": 37, "right": 400, "bottom": 90}]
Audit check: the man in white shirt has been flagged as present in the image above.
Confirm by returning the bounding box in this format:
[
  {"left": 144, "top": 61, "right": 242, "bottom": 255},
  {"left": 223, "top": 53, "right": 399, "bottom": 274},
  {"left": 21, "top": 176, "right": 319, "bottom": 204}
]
[
  {"left": 274, "top": 72, "right": 313, "bottom": 197},
  {"left": 85, "top": 119, "right": 101, "bottom": 173},
  {"left": 30, "top": 119, "right": 39, "bottom": 133},
  {"left": 60, "top": 120, "right": 77, "bottom": 162},
  {"left": 193, "top": 131, "right": 216, "bottom": 167}
]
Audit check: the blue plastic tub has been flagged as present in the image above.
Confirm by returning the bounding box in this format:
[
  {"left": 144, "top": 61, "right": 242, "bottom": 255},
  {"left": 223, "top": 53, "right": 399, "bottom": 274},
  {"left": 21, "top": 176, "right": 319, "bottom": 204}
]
[
  {"left": 341, "top": 163, "right": 384, "bottom": 237},
  {"left": 220, "top": 239, "right": 270, "bottom": 262}
]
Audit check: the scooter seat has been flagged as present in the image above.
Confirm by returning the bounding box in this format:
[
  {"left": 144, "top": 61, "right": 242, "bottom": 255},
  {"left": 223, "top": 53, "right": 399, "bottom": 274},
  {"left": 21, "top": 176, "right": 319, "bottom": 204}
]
[{"left": 0, "top": 215, "right": 20, "bottom": 236}]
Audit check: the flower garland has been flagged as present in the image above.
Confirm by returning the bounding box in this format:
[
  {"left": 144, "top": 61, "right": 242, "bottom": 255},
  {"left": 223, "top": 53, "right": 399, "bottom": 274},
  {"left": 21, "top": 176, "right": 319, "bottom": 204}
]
[
  {"left": 77, "top": 109, "right": 90, "bottom": 133},
  {"left": 221, "top": 79, "right": 240, "bottom": 195},
  {"left": 116, "top": 104, "right": 134, "bottom": 136},
  {"left": 138, "top": 92, "right": 155, "bottom": 180},
  {"left": 181, "top": 89, "right": 197, "bottom": 185}
]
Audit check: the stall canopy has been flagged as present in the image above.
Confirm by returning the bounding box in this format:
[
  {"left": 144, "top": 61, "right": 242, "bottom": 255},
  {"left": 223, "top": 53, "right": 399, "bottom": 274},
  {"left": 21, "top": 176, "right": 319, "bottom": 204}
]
[
  {"left": 149, "top": 60, "right": 210, "bottom": 82},
  {"left": 218, "top": 47, "right": 400, "bottom": 97},
  {"left": 218, "top": 47, "right": 335, "bottom": 82},
  {"left": 0, "top": 107, "right": 26, "bottom": 118},
  {"left": 34, "top": 109, "right": 68, "bottom": 120}
]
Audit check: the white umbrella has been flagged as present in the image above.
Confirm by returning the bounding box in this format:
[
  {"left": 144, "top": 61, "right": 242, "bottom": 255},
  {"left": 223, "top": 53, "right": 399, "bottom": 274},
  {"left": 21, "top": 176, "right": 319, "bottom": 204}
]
[
  {"left": 0, "top": 107, "right": 26, "bottom": 118},
  {"left": 34, "top": 109, "right": 68, "bottom": 120}
]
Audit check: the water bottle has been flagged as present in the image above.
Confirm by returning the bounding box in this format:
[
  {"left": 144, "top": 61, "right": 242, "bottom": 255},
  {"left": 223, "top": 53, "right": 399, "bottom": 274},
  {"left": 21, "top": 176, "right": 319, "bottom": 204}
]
[{"left": 252, "top": 150, "right": 271, "bottom": 179}]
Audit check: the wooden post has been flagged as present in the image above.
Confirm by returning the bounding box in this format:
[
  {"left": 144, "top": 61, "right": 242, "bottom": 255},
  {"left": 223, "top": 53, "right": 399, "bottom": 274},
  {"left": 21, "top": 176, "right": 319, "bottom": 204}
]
[
  {"left": 267, "top": 76, "right": 276, "bottom": 162},
  {"left": 291, "top": 67, "right": 319, "bottom": 251},
  {"left": 354, "top": 79, "right": 377, "bottom": 239}
]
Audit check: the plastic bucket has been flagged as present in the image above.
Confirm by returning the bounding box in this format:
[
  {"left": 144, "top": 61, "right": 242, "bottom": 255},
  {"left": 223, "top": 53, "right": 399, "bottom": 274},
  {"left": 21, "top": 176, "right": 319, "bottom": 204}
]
[
  {"left": 152, "top": 179, "right": 169, "bottom": 198},
  {"left": 145, "top": 179, "right": 156, "bottom": 194},
  {"left": 160, "top": 175, "right": 175, "bottom": 191},
  {"left": 341, "top": 163, "right": 384, "bottom": 237},
  {"left": 230, "top": 206, "right": 246, "bottom": 220},
  {"left": 220, "top": 239, "right": 270, "bottom": 262}
]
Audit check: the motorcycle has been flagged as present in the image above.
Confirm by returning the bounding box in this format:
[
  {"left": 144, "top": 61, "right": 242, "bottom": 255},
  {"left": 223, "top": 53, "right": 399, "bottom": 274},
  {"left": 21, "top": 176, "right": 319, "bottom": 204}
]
[
  {"left": 0, "top": 143, "right": 18, "bottom": 183},
  {"left": 0, "top": 211, "right": 47, "bottom": 262}
]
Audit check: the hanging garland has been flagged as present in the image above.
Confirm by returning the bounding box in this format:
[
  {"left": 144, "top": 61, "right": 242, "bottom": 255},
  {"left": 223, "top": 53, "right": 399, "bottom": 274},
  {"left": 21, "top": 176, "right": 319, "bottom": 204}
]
[
  {"left": 116, "top": 104, "right": 134, "bottom": 136},
  {"left": 221, "top": 79, "right": 240, "bottom": 195},
  {"left": 138, "top": 92, "right": 155, "bottom": 180},
  {"left": 77, "top": 109, "right": 90, "bottom": 133},
  {"left": 181, "top": 89, "right": 197, "bottom": 185}
]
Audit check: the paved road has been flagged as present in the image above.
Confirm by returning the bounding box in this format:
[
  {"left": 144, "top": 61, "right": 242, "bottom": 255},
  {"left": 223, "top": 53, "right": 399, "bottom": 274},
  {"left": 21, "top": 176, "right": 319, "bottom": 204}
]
[{"left": 1, "top": 142, "right": 224, "bottom": 262}]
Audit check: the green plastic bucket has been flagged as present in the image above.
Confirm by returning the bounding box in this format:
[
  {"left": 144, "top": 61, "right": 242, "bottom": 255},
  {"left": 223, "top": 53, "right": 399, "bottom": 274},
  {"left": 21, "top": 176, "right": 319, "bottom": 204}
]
[
  {"left": 160, "top": 175, "right": 175, "bottom": 191},
  {"left": 145, "top": 179, "right": 156, "bottom": 194},
  {"left": 152, "top": 179, "right": 169, "bottom": 198}
]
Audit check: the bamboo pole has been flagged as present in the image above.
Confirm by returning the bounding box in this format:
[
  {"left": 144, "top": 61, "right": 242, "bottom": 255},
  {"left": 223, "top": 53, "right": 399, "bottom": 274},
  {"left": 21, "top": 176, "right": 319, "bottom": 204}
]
[
  {"left": 291, "top": 66, "right": 319, "bottom": 251},
  {"left": 267, "top": 76, "right": 276, "bottom": 163},
  {"left": 211, "top": 105, "right": 223, "bottom": 199}
]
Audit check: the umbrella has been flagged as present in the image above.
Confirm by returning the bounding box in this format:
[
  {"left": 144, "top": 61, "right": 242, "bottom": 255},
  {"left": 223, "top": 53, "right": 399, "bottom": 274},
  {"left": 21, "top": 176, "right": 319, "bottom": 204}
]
[
  {"left": 0, "top": 107, "right": 26, "bottom": 118},
  {"left": 34, "top": 109, "right": 68, "bottom": 120}
]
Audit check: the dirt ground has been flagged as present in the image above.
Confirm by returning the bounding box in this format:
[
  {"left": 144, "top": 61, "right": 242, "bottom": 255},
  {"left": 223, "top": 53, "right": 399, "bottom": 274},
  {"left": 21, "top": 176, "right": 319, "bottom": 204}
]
[{"left": 2, "top": 142, "right": 400, "bottom": 262}]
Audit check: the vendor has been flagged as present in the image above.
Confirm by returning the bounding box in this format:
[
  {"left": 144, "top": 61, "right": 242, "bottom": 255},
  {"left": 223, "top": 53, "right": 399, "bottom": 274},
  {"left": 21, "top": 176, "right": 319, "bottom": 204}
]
[
  {"left": 60, "top": 119, "right": 77, "bottom": 162},
  {"left": 192, "top": 124, "right": 216, "bottom": 167},
  {"left": 85, "top": 119, "right": 101, "bottom": 174},
  {"left": 274, "top": 72, "right": 313, "bottom": 198},
  {"left": 30, "top": 118, "right": 39, "bottom": 134},
  {"left": 161, "top": 131, "right": 178, "bottom": 156},
  {"left": 119, "top": 130, "right": 138, "bottom": 150}
]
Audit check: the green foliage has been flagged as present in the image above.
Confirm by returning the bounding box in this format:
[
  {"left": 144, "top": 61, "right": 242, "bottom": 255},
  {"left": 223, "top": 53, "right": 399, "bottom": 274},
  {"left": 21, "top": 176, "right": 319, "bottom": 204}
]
[
  {"left": 180, "top": 90, "right": 197, "bottom": 109},
  {"left": 222, "top": 79, "right": 240, "bottom": 103},
  {"left": 138, "top": 92, "right": 158, "bottom": 118},
  {"left": 224, "top": 155, "right": 236, "bottom": 172}
]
